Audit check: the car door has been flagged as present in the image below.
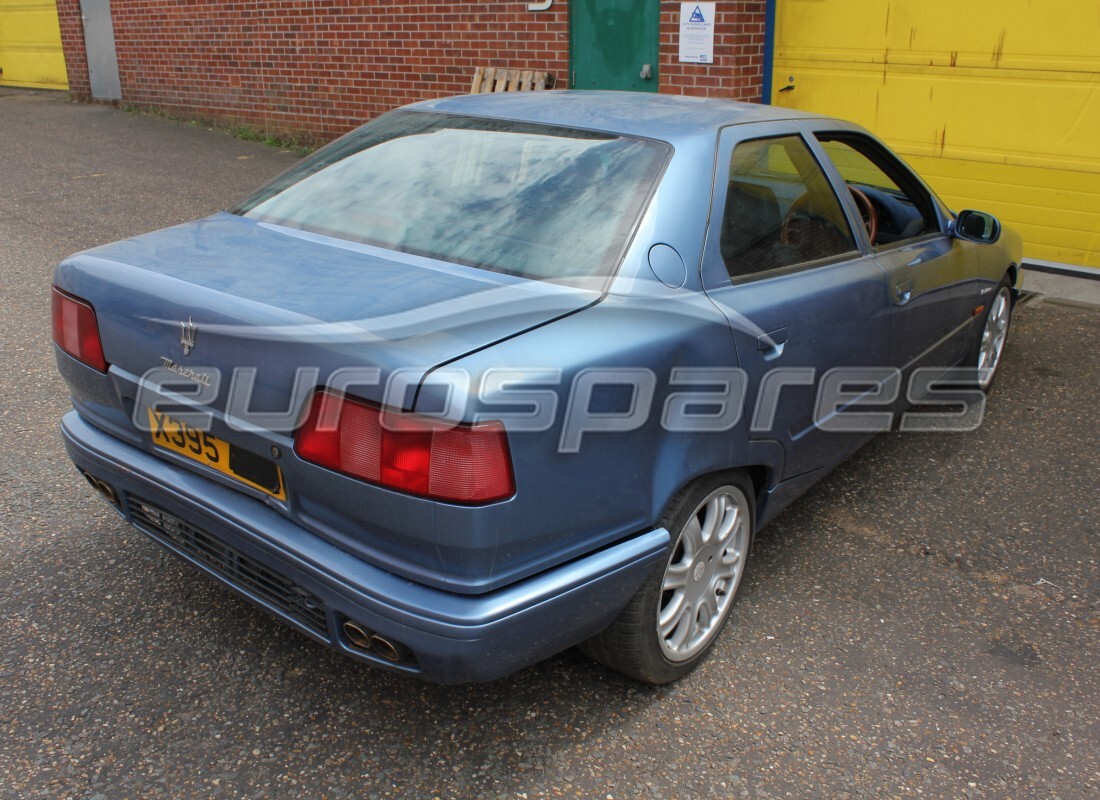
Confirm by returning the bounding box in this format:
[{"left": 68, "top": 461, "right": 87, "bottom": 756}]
[
  {"left": 799, "top": 120, "right": 980, "bottom": 370},
  {"left": 701, "top": 123, "right": 893, "bottom": 481}
]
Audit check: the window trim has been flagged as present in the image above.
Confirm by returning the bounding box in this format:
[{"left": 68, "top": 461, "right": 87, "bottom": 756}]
[{"left": 725, "top": 247, "right": 865, "bottom": 286}]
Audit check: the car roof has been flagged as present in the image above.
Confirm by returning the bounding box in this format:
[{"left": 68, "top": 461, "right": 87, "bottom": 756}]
[{"left": 408, "top": 90, "right": 824, "bottom": 142}]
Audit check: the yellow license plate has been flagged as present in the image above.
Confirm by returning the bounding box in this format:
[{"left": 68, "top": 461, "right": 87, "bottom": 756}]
[{"left": 147, "top": 409, "right": 286, "bottom": 500}]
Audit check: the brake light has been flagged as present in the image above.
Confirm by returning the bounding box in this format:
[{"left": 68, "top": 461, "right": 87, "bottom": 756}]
[
  {"left": 51, "top": 286, "right": 108, "bottom": 372},
  {"left": 294, "top": 391, "right": 515, "bottom": 504}
]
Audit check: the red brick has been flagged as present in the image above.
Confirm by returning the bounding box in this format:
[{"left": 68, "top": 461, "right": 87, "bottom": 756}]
[{"left": 56, "top": 1, "right": 766, "bottom": 142}]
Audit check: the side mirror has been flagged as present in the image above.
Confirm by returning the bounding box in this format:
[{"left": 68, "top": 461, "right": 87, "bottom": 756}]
[{"left": 950, "top": 210, "right": 1001, "bottom": 244}]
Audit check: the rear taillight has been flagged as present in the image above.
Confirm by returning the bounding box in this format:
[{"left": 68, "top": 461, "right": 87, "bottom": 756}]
[
  {"left": 51, "top": 286, "right": 108, "bottom": 373},
  {"left": 294, "top": 390, "right": 515, "bottom": 504}
]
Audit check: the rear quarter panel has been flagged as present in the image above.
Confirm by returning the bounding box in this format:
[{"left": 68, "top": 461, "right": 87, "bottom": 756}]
[{"left": 437, "top": 290, "right": 784, "bottom": 591}]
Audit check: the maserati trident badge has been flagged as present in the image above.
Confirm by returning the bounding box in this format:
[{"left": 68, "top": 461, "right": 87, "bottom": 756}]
[{"left": 180, "top": 317, "right": 198, "bottom": 356}]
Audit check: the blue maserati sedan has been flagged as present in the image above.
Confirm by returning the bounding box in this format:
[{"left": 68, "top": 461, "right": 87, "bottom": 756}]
[{"left": 52, "top": 92, "right": 1020, "bottom": 683}]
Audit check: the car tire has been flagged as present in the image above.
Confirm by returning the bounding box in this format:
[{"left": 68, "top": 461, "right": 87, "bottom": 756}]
[
  {"left": 970, "top": 276, "right": 1014, "bottom": 391},
  {"left": 580, "top": 471, "right": 755, "bottom": 683}
]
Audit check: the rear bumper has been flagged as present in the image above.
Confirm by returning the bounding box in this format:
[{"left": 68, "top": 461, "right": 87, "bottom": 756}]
[{"left": 61, "top": 411, "right": 669, "bottom": 683}]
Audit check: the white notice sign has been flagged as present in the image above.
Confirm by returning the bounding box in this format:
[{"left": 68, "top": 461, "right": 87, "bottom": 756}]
[{"left": 679, "top": 3, "right": 716, "bottom": 64}]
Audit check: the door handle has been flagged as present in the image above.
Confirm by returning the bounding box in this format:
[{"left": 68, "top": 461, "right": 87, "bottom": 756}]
[
  {"left": 895, "top": 280, "right": 913, "bottom": 305},
  {"left": 757, "top": 327, "right": 788, "bottom": 361},
  {"left": 639, "top": 64, "right": 653, "bottom": 80}
]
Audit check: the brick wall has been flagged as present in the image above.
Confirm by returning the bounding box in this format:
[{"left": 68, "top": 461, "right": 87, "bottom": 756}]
[
  {"left": 660, "top": 1, "right": 766, "bottom": 100},
  {"left": 56, "top": 1, "right": 765, "bottom": 144},
  {"left": 56, "top": 0, "right": 91, "bottom": 98}
]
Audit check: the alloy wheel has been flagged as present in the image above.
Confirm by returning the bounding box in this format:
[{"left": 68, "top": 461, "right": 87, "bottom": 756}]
[{"left": 657, "top": 485, "right": 750, "bottom": 662}]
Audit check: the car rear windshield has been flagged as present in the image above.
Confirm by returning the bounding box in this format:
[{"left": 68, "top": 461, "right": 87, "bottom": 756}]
[{"left": 232, "top": 111, "right": 669, "bottom": 283}]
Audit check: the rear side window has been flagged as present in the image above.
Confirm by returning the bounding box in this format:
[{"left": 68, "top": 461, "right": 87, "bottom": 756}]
[
  {"left": 720, "top": 134, "right": 857, "bottom": 280},
  {"left": 233, "top": 111, "right": 668, "bottom": 283}
]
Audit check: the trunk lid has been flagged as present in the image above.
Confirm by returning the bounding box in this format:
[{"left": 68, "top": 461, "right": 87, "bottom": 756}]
[{"left": 56, "top": 212, "right": 598, "bottom": 420}]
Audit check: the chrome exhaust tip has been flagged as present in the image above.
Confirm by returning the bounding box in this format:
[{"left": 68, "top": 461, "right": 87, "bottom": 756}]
[
  {"left": 342, "top": 620, "right": 374, "bottom": 651},
  {"left": 341, "top": 620, "right": 413, "bottom": 664},
  {"left": 368, "top": 635, "right": 403, "bottom": 662},
  {"left": 81, "top": 471, "right": 119, "bottom": 506}
]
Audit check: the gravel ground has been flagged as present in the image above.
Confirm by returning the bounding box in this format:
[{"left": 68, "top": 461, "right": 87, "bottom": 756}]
[{"left": 1, "top": 89, "right": 1097, "bottom": 800}]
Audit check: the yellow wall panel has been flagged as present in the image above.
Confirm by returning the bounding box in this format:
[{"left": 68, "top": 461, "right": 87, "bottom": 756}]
[
  {"left": 772, "top": 0, "right": 1100, "bottom": 268},
  {"left": 0, "top": 0, "right": 69, "bottom": 90}
]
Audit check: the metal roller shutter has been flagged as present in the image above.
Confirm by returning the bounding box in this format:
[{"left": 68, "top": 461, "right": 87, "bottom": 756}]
[
  {"left": 770, "top": 0, "right": 1100, "bottom": 270},
  {"left": 0, "top": 0, "right": 68, "bottom": 90}
]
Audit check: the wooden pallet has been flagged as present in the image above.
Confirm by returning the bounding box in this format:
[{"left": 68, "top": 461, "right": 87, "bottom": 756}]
[{"left": 470, "top": 67, "right": 557, "bottom": 93}]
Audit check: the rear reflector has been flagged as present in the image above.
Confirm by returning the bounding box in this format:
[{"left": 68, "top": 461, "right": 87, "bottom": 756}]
[
  {"left": 294, "top": 391, "right": 514, "bottom": 505},
  {"left": 51, "top": 286, "right": 108, "bottom": 373}
]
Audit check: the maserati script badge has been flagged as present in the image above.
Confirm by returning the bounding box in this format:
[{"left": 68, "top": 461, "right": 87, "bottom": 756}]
[{"left": 180, "top": 317, "right": 198, "bottom": 356}]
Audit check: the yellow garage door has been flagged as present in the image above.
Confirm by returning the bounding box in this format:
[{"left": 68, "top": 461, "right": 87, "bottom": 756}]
[
  {"left": 0, "top": 0, "right": 68, "bottom": 90},
  {"left": 772, "top": 0, "right": 1100, "bottom": 270}
]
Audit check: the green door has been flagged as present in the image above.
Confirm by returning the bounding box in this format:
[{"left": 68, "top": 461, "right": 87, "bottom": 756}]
[{"left": 570, "top": 0, "right": 659, "bottom": 91}]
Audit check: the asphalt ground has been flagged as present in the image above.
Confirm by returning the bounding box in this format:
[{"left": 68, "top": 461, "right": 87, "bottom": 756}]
[{"left": 1, "top": 89, "right": 1097, "bottom": 800}]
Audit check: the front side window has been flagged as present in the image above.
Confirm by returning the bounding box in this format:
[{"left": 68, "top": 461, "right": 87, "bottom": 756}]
[
  {"left": 815, "top": 134, "right": 938, "bottom": 247},
  {"left": 233, "top": 111, "right": 669, "bottom": 283},
  {"left": 720, "top": 135, "right": 858, "bottom": 280}
]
